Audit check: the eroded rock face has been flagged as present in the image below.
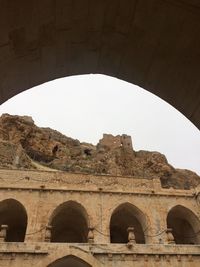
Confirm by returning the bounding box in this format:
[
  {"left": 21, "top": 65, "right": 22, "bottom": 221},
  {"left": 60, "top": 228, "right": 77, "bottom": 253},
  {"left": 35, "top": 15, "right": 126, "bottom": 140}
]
[
  {"left": 0, "top": 113, "right": 199, "bottom": 189},
  {"left": 0, "top": 140, "right": 32, "bottom": 169}
]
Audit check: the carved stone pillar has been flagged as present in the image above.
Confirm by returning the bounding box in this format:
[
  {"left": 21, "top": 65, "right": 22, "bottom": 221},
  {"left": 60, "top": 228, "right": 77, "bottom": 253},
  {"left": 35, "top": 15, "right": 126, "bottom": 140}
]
[
  {"left": 127, "top": 227, "right": 136, "bottom": 247},
  {"left": 0, "top": 225, "right": 8, "bottom": 242},
  {"left": 44, "top": 225, "right": 52, "bottom": 242},
  {"left": 88, "top": 227, "right": 94, "bottom": 243},
  {"left": 166, "top": 228, "right": 175, "bottom": 244}
]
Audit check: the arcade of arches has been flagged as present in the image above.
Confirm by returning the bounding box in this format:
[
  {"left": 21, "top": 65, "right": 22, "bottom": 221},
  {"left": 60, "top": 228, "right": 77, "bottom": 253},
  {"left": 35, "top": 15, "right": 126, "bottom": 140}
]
[
  {"left": 0, "top": 0, "right": 200, "bottom": 130},
  {"left": 0, "top": 198, "right": 200, "bottom": 246},
  {"left": 0, "top": 169, "right": 200, "bottom": 266}
]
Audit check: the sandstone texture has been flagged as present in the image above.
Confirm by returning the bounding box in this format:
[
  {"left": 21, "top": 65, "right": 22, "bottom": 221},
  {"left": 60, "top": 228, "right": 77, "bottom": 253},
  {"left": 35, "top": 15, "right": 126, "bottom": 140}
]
[
  {"left": 0, "top": 113, "right": 199, "bottom": 189},
  {"left": 0, "top": 168, "right": 200, "bottom": 266}
]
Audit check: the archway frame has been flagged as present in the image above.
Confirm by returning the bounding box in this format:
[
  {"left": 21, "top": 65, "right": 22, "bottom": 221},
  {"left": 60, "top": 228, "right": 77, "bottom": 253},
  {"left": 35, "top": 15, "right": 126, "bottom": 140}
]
[
  {"left": 167, "top": 204, "right": 200, "bottom": 244},
  {"left": 36, "top": 247, "right": 102, "bottom": 267},
  {"left": 109, "top": 202, "right": 151, "bottom": 244},
  {"left": 48, "top": 200, "right": 90, "bottom": 243},
  {"left": 0, "top": 198, "right": 28, "bottom": 242},
  {"left": 1, "top": 0, "right": 200, "bottom": 129}
]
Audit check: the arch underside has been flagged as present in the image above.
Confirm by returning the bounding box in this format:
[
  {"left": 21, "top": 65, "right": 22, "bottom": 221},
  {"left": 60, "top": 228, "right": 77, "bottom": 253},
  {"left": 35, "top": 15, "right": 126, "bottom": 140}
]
[
  {"left": 110, "top": 203, "right": 146, "bottom": 244},
  {"left": 167, "top": 205, "right": 200, "bottom": 244},
  {"left": 0, "top": 199, "right": 27, "bottom": 242},
  {"left": 0, "top": 0, "right": 200, "bottom": 129},
  {"left": 48, "top": 256, "right": 91, "bottom": 267},
  {"left": 50, "top": 201, "right": 89, "bottom": 243}
]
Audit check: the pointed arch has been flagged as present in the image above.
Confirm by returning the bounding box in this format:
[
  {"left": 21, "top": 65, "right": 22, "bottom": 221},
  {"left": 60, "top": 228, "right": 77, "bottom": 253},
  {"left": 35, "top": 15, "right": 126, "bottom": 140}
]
[
  {"left": 47, "top": 255, "right": 91, "bottom": 267},
  {"left": 49, "top": 201, "right": 89, "bottom": 243},
  {"left": 167, "top": 205, "right": 200, "bottom": 244},
  {"left": 110, "top": 202, "right": 147, "bottom": 244},
  {"left": 0, "top": 198, "right": 27, "bottom": 242}
]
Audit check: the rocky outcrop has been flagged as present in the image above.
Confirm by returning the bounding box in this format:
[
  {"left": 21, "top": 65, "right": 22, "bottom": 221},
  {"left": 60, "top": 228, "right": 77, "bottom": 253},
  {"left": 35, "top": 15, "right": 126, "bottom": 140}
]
[
  {"left": 0, "top": 140, "right": 32, "bottom": 169},
  {"left": 0, "top": 113, "right": 199, "bottom": 189}
]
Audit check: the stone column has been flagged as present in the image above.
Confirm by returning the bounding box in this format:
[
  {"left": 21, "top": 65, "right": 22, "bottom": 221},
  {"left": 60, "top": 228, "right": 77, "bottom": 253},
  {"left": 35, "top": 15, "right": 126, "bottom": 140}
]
[
  {"left": 153, "top": 178, "right": 161, "bottom": 192},
  {"left": 88, "top": 227, "right": 94, "bottom": 243},
  {"left": 147, "top": 206, "right": 168, "bottom": 244},
  {"left": 165, "top": 228, "right": 175, "bottom": 244},
  {"left": 44, "top": 225, "right": 52, "bottom": 242},
  {"left": 0, "top": 225, "right": 8, "bottom": 242},
  {"left": 25, "top": 199, "right": 48, "bottom": 242},
  {"left": 127, "top": 227, "right": 136, "bottom": 247}
]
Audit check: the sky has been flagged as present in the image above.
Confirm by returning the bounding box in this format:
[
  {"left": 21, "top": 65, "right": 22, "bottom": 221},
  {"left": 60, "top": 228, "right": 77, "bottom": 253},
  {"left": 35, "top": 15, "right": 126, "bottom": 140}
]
[{"left": 0, "top": 74, "right": 200, "bottom": 175}]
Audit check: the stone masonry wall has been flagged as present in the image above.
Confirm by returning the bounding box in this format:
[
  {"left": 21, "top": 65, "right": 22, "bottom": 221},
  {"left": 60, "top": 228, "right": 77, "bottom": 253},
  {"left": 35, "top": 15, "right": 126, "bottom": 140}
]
[{"left": 0, "top": 169, "right": 199, "bottom": 266}]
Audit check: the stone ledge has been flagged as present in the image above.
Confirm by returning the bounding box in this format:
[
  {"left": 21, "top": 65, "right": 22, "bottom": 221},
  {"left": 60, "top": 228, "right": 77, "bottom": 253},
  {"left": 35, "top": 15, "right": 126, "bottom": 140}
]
[
  {"left": 0, "top": 169, "right": 195, "bottom": 197},
  {"left": 0, "top": 243, "right": 199, "bottom": 255}
]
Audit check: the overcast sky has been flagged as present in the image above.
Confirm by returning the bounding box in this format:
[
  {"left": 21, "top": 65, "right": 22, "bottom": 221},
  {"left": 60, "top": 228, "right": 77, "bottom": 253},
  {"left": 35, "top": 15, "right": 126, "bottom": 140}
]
[{"left": 0, "top": 74, "right": 199, "bottom": 175}]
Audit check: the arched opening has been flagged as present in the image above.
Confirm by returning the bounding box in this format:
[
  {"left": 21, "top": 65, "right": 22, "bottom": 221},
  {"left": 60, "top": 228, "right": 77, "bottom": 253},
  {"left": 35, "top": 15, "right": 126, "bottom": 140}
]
[
  {"left": 0, "top": 199, "right": 27, "bottom": 242},
  {"left": 110, "top": 203, "right": 146, "bottom": 244},
  {"left": 0, "top": 74, "right": 199, "bottom": 176},
  {"left": 48, "top": 255, "right": 91, "bottom": 267},
  {"left": 167, "top": 205, "right": 200, "bottom": 244},
  {"left": 50, "top": 201, "right": 89, "bottom": 243}
]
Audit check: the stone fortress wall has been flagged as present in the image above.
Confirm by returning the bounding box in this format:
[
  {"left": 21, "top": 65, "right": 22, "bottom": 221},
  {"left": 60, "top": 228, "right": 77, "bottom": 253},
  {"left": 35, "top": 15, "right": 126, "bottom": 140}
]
[
  {"left": 0, "top": 169, "right": 200, "bottom": 266},
  {"left": 98, "top": 134, "right": 133, "bottom": 150}
]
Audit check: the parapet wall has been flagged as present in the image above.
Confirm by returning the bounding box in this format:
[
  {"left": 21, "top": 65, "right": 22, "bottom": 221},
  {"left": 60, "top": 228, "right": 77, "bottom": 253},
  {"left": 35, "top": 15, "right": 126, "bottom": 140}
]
[{"left": 0, "top": 243, "right": 200, "bottom": 267}]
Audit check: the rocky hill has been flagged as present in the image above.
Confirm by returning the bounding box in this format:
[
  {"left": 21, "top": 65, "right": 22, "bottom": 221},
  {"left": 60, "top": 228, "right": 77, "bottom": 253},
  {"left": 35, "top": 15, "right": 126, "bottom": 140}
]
[{"left": 0, "top": 113, "right": 199, "bottom": 189}]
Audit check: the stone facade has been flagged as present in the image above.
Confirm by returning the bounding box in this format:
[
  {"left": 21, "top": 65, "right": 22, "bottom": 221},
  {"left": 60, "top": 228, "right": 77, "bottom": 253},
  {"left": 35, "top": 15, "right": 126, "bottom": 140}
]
[{"left": 0, "top": 168, "right": 200, "bottom": 266}]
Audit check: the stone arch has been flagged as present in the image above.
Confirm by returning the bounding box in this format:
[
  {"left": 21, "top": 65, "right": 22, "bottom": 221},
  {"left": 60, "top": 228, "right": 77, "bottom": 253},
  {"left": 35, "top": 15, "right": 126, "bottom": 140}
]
[
  {"left": 110, "top": 202, "right": 147, "bottom": 244},
  {"left": 37, "top": 247, "right": 102, "bottom": 267},
  {"left": 0, "top": 198, "right": 27, "bottom": 242},
  {"left": 1, "top": 1, "right": 200, "bottom": 129},
  {"left": 47, "top": 255, "right": 91, "bottom": 267},
  {"left": 49, "top": 201, "right": 89, "bottom": 243},
  {"left": 167, "top": 205, "right": 200, "bottom": 244}
]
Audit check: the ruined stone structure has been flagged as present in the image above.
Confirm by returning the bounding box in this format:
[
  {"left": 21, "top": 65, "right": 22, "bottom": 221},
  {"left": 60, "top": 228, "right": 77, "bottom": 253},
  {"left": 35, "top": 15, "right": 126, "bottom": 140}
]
[
  {"left": 1, "top": 113, "right": 199, "bottom": 190},
  {"left": 98, "top": 134, "right": 133, "bottom": 150},
  {"left": 0, "top": 168, "right": 200, "bottom": 266}
]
